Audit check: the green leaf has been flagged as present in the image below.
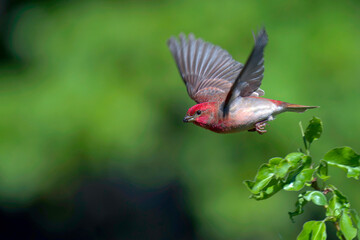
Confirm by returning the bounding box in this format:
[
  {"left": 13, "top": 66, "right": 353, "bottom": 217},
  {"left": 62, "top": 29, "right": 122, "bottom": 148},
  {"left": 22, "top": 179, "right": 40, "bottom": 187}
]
[
  {"left": 316, "top": 160, "right": 329, "bottom": 181},
  {"left": 274, "top": 159, "right": 291, "bottom": 179},
  {"left": 283, "top": 154, "right": 312, "bottom": 184},
  {"left": 245, "top": 152, "right": 312, "bottom": 200},
  {"left": 244, "top": 177, "right": 284, "bottom": 200},
  {"left": 301, "top": 155, "right": 312, "bottom": 168},
  {"left": 326, "top": 187, "right": 350, "bottom": 218},
  {"left": 336, "top": 230, "right": 345, "bottom": 239},
  {"left": 327, "top": 196, "right": 342, "bottom": 218},
  {"left": 283, "top": 168, "right": 315, "bottom": 191},
  {"left": 297, "top": 221, "right": 327, "bottom": 240},
  {"left": 304, "top": 117, "right": 323, "bottom": 144},
  {"left": 323, "top": 147, "right": 360, "bottom": 179},
  {"left": 349, "top": 209, "right": 360, "bottom": 232},
  {"left": 303, "top": 191, "right": 328, "bottom": 206},
  {"left": 332, "top": 189, "right": 350, "bottom": 207},
  {"left": 269, "top": 157, "right": 282, "bottom": 165},
  {"left": 289, "top": 194, "right": 307, "bottom": 222},
  {"left": 340, "top": 211, "right": 357, "bottom": 240},
  {"left": 244, "top": 164, "right": 275, "bottom": 194},
  {"left": 285, "top": 152, "right": 306, "bottom": 165},
  {"left": 290, "top": 191, "right": 328, "bottom": 222}
]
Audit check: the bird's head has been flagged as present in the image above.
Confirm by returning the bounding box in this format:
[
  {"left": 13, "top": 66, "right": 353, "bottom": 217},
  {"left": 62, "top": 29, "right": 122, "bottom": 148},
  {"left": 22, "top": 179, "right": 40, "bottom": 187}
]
[{"left": 183, "top": 102, "right": 218, "bottom": 127}]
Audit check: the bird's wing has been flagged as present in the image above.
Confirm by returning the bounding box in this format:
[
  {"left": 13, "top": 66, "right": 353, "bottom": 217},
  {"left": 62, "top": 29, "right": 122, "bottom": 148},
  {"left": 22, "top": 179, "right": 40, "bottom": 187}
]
[
  {"left": 168, "top": 34, "right": 247, "bottom": 103},
  {"left": 222, "top": 28, "right": 268, "bottom": 117}
]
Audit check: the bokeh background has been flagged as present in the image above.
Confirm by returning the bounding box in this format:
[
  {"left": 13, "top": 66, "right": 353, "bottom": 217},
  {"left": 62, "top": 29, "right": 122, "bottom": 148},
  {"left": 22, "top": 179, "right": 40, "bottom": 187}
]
[{"left": 0, "top": 0, "right": 359, "bottom": 239}]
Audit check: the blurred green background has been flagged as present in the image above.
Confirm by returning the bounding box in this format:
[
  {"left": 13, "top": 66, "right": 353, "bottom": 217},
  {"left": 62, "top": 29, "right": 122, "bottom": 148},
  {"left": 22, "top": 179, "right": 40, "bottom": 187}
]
[{"left": 0, "top": 0, "right": 359, "bottom": 239}]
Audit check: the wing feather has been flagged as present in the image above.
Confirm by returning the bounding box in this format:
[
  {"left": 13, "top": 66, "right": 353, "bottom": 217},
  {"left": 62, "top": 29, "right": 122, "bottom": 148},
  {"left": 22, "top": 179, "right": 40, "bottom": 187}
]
[
  {"left": 222, "top": 28, "right": 268, "bottom": 117},
  {"left": 168, "top": 34, "right": 243, "bottom": 103}
]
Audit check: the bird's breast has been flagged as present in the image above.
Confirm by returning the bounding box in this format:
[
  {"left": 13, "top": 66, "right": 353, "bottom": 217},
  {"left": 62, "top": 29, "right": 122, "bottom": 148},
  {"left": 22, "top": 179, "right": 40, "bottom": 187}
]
[{"left": 211, "top": 97, "right": 281, "bottom": 132}]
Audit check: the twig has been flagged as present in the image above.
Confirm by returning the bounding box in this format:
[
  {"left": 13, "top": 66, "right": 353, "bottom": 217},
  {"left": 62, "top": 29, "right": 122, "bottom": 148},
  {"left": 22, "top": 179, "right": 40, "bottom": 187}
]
[
  {"left": 334, "top": 222, "right": 345, "bottom": 240},
  {"left": 299, "top": 121, "right": 310, "bottom": 155},
  {"left": 310, "top": 178, "right": 321, "bottom": 191}
]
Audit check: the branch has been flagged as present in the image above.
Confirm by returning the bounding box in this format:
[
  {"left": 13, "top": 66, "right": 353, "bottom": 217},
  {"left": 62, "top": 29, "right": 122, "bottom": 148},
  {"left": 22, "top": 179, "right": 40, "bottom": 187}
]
[{"left": 334, "top": 221, "right": 346, "bottom": 240}]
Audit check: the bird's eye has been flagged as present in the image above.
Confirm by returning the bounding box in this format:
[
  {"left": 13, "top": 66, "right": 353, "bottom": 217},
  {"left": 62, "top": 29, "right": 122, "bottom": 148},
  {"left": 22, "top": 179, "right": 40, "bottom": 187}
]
[{"left": 196, "top": 110, "right": 202, "bottom": 115}]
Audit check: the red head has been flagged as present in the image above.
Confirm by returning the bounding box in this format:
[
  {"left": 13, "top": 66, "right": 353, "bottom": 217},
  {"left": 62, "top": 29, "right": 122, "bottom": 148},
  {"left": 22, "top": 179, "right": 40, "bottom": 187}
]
[{"left": 183, "top": 102, "right": 219, "bottom": 128}]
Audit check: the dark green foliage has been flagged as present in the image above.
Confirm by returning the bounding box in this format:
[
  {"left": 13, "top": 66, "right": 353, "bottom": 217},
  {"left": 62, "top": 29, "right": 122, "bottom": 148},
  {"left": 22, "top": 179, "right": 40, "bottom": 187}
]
[
  {"left": 305, "top": 117, "right": 323, "bottom": 144},
  {"left": 245, "top": 118, "right": 360, "bottom": 239}
]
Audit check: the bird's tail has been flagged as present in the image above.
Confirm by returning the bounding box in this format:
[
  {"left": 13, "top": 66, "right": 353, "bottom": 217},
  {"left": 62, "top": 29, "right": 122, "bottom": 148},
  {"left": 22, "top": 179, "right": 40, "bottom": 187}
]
[{"left": 283, "top": 103, "right": 319, "bottom": 113}]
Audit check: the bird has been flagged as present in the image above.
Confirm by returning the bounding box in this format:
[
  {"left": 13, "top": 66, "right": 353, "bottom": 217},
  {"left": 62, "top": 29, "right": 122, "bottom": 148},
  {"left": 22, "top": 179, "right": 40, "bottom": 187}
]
[{"left": 167, "top": 28, "right": 317, "bottom": 134}]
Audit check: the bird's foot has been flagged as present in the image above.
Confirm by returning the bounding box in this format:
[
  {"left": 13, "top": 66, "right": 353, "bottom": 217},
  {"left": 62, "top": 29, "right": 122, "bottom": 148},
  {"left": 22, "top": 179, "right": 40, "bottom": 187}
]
[{"left": 255, "top": 121, "right": 268, "bottom": 134}]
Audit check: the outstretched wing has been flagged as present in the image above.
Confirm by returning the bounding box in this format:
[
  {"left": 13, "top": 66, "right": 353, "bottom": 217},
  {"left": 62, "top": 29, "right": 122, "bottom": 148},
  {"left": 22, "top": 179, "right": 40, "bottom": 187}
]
[
  {"left": 168, "top": 34, "right": 244, "bottom": 103},
  {"left": 223, "top": 28, "right": 268, "bottom": 117}
]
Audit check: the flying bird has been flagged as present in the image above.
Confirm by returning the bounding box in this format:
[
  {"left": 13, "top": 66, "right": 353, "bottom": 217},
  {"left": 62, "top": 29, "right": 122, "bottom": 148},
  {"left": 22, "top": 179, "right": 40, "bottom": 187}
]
[{"left": 167, "top": 28, "right": 317, "bottom": 134}]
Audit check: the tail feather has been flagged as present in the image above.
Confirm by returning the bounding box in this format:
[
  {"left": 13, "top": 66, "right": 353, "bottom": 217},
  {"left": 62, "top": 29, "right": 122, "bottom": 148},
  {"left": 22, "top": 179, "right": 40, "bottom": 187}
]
[{"left": 284, "top": 103, "right": 319, "bottom": 113}]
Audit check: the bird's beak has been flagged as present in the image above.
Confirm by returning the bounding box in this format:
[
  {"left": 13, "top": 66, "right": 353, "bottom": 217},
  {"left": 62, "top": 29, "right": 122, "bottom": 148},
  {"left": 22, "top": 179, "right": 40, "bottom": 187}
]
[{"left": 183, "top": 115, "right": 195, "bottom": 123}]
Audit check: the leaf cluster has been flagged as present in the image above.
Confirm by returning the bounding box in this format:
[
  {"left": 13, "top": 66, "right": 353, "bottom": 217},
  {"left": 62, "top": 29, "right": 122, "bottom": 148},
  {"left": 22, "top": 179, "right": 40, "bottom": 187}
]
[{"left": 244, "top": 117, "right": 360, "bottom": 239}]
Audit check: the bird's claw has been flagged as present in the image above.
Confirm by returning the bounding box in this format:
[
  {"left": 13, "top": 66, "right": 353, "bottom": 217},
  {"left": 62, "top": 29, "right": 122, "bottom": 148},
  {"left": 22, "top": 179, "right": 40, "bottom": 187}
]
[{"left": 255, "top": 121, "right": 268, "bottom": 134}]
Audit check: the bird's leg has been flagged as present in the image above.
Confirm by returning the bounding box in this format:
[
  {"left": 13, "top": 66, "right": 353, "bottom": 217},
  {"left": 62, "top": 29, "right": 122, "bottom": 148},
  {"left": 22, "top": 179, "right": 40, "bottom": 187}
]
[
  {"left": 254, "top": 120, "right": 269, "bottom": 134},
  {"left": 248, "top": 116, "right": 274, "bottom": 134}
]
